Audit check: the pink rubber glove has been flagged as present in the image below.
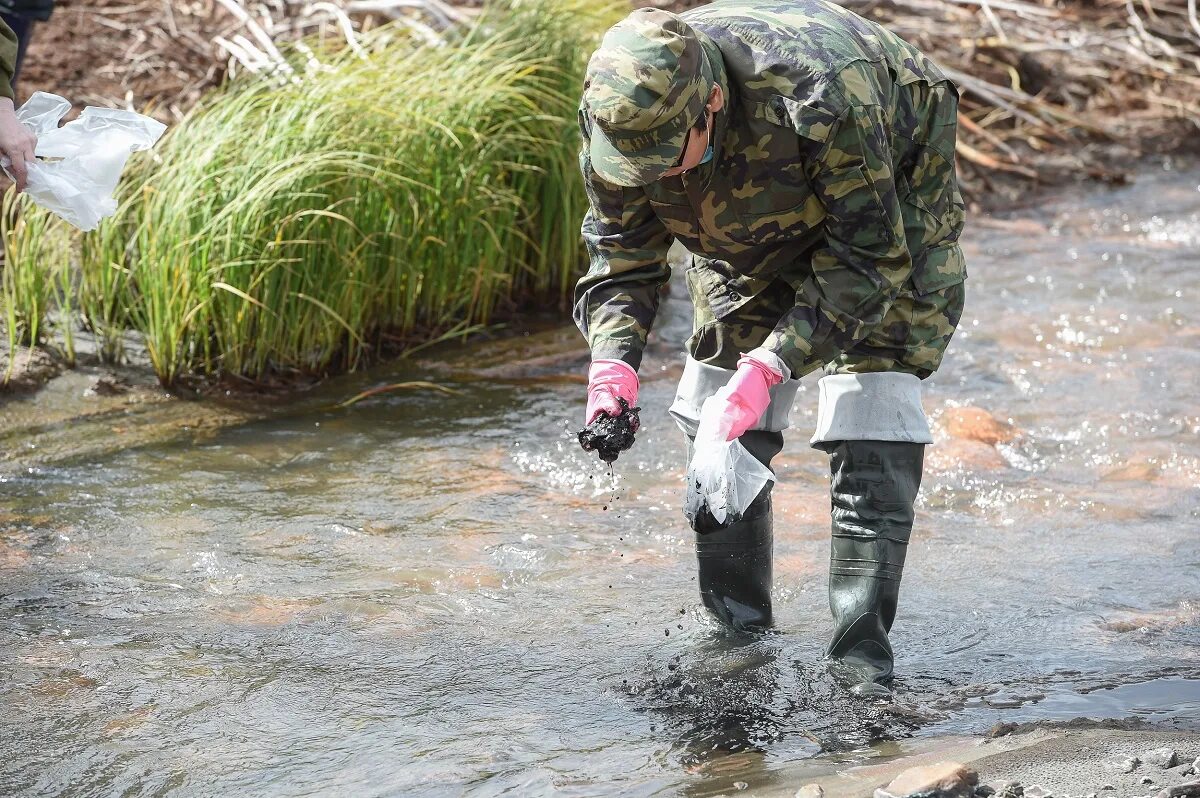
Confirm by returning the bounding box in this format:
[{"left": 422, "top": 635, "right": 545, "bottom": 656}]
[
  {"left": 710, "top": 353, "right": 785, "bottom": 441},
  {"left": 585, "top": 359, "right": 639, "bottom": 424}
]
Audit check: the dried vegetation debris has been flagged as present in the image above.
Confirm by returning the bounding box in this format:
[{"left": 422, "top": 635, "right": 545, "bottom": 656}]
[
  {"left": 641, "top": 0, "right": 1200, "bottom": 197},
  {"left": 20, "top": 0, "right": 232, "bottom": 121},
  {"left": 18, "top": 0, "right": 464, "bottom": 122},
  {"left": 15, "top": 0, "right": 1200, "bottom": 187}
]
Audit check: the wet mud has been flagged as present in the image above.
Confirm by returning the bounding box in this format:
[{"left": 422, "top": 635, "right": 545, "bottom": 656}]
[
  {"left": 0, "top": 347, "right": 63, "bottom": 394},
  {"left": 578, "top": 397, "right": 642, "bottom": 463}
]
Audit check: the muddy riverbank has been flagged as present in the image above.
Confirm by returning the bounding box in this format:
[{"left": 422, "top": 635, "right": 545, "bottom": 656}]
[{"left": 1, "top": 160, "right": 1198, "bottom": 796}]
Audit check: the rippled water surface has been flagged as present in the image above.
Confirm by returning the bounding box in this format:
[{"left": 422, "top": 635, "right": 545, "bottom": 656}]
[{"left": 2, "top": 162, "right": 1198, "bottom": 796}]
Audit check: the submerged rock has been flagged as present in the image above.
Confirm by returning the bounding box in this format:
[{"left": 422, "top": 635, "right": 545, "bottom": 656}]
[
  {"left": 986, "top": 721, "right": 1020, "bottom": 739},
  {"left": 577, "top": 397, "right": 641, "bottom": 463},
  {"left": 875, "top": 761, "right": 979, "bottom": 798},
  {"left": 794, "top": 786, "right": 824, "bottom": 798},
  {"left": 1100, "top": 458, "right": 1162, "bottom": 482},
  {"left": 84, "top": 373, "right": 132, "bottom": 397},
  {"left": 927, "top": 437, "right": 1009, "bottom": 472},
  {"left": 938, "top": 406, "right": 1019, "bottom": 445}
]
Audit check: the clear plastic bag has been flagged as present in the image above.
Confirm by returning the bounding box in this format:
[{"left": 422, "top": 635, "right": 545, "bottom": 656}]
[
  {"left": 2, "top": 92, "right": 166, "bottom": 231},
  {"left": 684, "top": 395, "right": 776, "bottom": 526}
]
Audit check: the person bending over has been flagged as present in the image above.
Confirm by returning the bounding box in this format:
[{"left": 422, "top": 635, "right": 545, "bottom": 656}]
[{"left": 575, "top": 2, "right": 967, "bottom": 698}]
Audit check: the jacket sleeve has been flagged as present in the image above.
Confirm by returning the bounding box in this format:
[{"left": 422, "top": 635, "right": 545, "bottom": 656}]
[
  {"left": 573, "top": 150, "right": 673, "bottom": 371},
  {"left": 758, "top": 78, "right": 912, "bottom": 378},
  {"left": 0, "top": 20, "right": 17, "bottom": 100}
]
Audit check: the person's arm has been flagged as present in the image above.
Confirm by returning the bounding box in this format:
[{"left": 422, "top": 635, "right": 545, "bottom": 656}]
[
  {"left": 573, "top": 151, "right": 673, "bottom": 373},
  {"left": 753, "top": 66, "right": 912, "bottom": 378},
  {"left": 0, "top": 19, "right": 35, "bottom": 192}
]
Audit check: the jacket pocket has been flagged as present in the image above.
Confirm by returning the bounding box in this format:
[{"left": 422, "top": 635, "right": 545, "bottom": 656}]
[
  {"left": 898, "top": 142, "right": 964, "bottom": 248},
  {"left": 688, "top": 255, "right": 773, "bottom": 320},
  {"left": 911, "top": 240, "right": 967, "bottom": 295},
  {"left": 754, "top": 95, "right": 840, "bottom": 146}
]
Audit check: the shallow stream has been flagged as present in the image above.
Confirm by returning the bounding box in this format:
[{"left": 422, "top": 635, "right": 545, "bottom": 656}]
[{"left": 1, "top": 162, "right": 1198, "bottom": 796}]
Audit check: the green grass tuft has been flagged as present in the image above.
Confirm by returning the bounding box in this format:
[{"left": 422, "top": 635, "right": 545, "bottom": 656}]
[{"left": 3, "top": 0, "right": 621, "bottom": 386}]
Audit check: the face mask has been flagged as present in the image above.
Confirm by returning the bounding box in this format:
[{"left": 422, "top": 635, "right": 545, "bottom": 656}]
[{"left": 698, "top": 107, "right": 716, "bottom": 165}]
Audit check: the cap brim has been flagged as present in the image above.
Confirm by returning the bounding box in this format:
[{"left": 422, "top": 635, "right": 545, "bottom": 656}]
[{"left": 588, "top": 125, "right": 687, "bottom": 188}]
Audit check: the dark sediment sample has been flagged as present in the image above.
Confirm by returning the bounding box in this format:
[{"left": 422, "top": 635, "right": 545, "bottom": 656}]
[{"left": 578, "top": 398, "right": 641, "bottom": 463}]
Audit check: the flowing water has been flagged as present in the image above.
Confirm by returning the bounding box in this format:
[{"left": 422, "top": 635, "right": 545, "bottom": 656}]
[{"left": 2, "top": 161, "right": 1198, "bottom": 796}]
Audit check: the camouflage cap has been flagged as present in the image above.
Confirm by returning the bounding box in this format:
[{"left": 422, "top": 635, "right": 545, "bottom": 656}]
[{"left": 582, "top": 9, "right": 714, "bottom": 187}]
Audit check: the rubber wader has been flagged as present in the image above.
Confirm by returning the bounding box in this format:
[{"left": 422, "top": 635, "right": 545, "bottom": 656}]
[
  {"left": 670, "top": 358, "right": 797, "bottom": 635},
  {"left": 692, "top": 492, "right": 773, "bottom": 632},
  {"left": 810, "top": 373, "right": 932, "bottom": 697}
]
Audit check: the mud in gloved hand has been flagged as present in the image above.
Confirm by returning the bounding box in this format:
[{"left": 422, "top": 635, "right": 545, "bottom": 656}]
[
  {"left": 578, "top": 397, "right": 641, "bottom": 463},
  {"left": 579, "top": 359, "right": 641, "bottom": 463}
]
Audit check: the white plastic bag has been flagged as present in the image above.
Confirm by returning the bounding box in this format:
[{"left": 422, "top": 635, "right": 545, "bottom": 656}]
[
  {"left": 2, "top": 92, "right": 166, "bottom": 231},
  {"left": 684, "top": 395, "right": 776, "bottom": 526}
]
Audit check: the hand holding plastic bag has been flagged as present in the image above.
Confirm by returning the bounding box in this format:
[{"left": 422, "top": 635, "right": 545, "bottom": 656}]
[
  {"left": 684, "top": 395, "right": 776, "bottom": 527},
  {"left": 0, "top": 97, "right": 37, "bottom": 192},
  {"left": 1, "top": 92, "right": 166, "bottom": 231}
]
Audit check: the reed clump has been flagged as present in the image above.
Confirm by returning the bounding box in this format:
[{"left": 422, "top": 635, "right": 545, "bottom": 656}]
[{"left": 3, "top": 0, "right": 620, "bottom": 387}]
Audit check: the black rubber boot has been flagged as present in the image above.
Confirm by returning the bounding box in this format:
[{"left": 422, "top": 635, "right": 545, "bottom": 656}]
[
  {"left": 818, "top": 439, "right": 925, "bottom": 697},
  {"left": 693, "top": 492, "right": 773, "bottom": 633},
  {"left": 688, "top": 429, "right": 782, "bottom": 634}
]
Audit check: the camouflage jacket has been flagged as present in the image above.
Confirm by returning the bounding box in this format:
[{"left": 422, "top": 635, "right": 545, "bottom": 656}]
[{"left": 573, "top": 0, "right": 967, "bottom": 377}]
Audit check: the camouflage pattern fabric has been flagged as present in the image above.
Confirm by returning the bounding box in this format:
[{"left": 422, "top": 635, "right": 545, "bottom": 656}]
[
  {"left": 573, "top": 0, "right": 967, "bottom": 378},
  {"left": 581, "top": 9, "right": 716, "bottom": 187},
  {"left": 687, "top": 270, "right": 965, "bottom": 378}
]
